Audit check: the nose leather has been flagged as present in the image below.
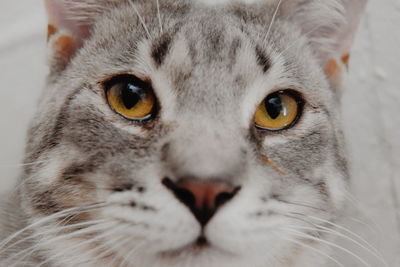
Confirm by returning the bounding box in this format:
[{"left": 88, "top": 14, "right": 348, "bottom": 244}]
[{"left": 162, "top": 178, "right": 240, "bottom": 226}]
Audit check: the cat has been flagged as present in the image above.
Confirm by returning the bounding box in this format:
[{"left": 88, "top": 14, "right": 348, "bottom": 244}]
[{"left": 0, "top": 0, "right": 368, "bottom": 266}]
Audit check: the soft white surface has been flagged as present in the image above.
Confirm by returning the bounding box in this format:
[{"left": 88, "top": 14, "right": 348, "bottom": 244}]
[{"left": 0, "top": 0, "right": 399, "bottom": 266}]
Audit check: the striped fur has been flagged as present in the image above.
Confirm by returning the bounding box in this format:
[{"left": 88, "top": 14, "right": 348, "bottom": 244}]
[{"left": 1, "top": 0, "right": 366, "bottom": 266}]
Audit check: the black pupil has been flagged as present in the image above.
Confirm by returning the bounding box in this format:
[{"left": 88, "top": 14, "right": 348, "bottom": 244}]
[
  {"left": 265, "top": 93, "right": 283, "bottom": 119},
  {"left": 120, "top": 83, "right": 143, "bottom": 109}
]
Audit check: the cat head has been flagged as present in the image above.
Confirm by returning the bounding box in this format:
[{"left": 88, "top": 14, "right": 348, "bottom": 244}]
[{"left": 19, "top": 0, "right": 365, "bottom": 266}]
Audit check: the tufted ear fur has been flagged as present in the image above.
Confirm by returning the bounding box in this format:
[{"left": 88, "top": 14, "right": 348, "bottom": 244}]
[
  {"left": 279, "top": 0, "right": 367, "bottom": 88},
  {"left": 45, "top": 0, "right": 122, "bottom": 71}
]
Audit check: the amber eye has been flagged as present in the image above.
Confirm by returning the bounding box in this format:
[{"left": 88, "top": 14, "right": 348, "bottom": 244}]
[
  {"left": 254, "top": 90, "right": 302, "bottom": 131},
  {"left": 105, "top": 75, "right": 156, "bottom": 121}
]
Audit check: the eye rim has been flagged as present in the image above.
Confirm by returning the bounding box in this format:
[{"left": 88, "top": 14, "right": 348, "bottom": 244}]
[
  {"left": 102, "top": 74, "right": 159, "bottom": 122},
  {"left": 254, "top": 89, "right": 304, "bottom": 132}
]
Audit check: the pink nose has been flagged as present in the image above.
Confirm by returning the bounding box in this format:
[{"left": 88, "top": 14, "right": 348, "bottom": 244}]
[{"left": 162, "top": 178, "right": 240, "bottom": 226}]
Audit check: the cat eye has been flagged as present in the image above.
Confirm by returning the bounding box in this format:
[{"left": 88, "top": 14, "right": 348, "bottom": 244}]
[
  {"left": 254, "top": 90, "right": 302, "bottom": 131},
  {"left": 105, "top": 75, "right": 156, "bottom": 121}
]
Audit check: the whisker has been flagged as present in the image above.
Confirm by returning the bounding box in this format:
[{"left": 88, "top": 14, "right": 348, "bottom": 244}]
[
  {"left": 103, "top": 235, "right": 138, "bottom": 267},
  {"left": 34, "top": 223, "right": 123, "bottom": 267},
  {"left": 263, "top": 0, "right": 283, "bottom": 44},
  {"left": 107, "top": 243, "right": 128, "bottom": 267},
  {"left": 118, "top": 238, "right": 149, "bottom": 267},
  {"left": 343, "top": 191, "right": 383, "bottom": 233},
  {"left": 279, "top": 199, "right": 327, "bottom": 212},
  {"left": 6, "top": 221, "right": 114, "bottom": 267},
  {"left": 348, "top": 217, "right": 380, "bottom": 235},
  {"left": 128, "top": 0, "right": 151, "bottom": 39},
  {"left": 0, "top": 203, "right": 107, "bottom": 253},
  {"left": 86, "top": 234, "right": 133, "bottom": 266},
  {"left": 283, "top": 228, "right": 373, "bottom": 267},
  {"left": 156, "top": 0, "right": 163, "bottom": 34},
  {"left": 285, "top": 225, "right": 389, "bottom": 267},
  {"left": 304, "top": 214, "right": 382, "bottom": 258},
  {"left": 282, "top": 213, "right": 319, "bottom": 228},
  {"left": 281, "top": 236, "right": 345, "bottom": 267},
  {"left": 313, "top": 223, "right": 383, "bottom": 261},
  {"left": 1, "top": 219, "right": 108, "bottom": 256},
  {"left": 286, "top": 211, "right": 386, "bottom": 266}
]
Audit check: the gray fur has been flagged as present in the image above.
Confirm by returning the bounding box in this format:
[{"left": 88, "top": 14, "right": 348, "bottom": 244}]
[{"left": 0, "top": 0, "right": 366, "bottom": 266}]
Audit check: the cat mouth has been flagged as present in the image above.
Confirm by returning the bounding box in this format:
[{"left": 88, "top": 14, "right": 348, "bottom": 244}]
[
  {"left": 195, "top": 235, "right": 209, "bottom": 247},
  {"left": 159, "top": 234, "right": 232, "bottom": 258}
]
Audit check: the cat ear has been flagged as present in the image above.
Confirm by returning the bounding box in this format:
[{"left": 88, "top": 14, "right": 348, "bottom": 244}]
[
  {"left": 281, "top": 0, "right": 367, "bottom": 88},
  {"left": 45, "top": 0, "right": 115, "bottom": 71}
]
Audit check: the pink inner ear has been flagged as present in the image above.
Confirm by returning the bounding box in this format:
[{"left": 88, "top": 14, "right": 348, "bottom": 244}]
[{"left": 45, "top": 0, "right": 90, "bottom": 43}]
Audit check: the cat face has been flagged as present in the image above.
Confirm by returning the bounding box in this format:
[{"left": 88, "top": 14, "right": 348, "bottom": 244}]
[{"left": 17, "top": 0, "right": 365, "bottom": 266}]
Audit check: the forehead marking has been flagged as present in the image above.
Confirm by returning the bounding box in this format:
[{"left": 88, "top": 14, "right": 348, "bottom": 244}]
[
  {"left": 255, "top": 45, "right": 271, "bottom": 73},
  {"left": 151, "top": 33, "right": 174, "bottom": 67}
]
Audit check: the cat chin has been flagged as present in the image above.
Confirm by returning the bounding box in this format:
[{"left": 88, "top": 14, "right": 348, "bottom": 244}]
[
  {"left": 136, "top": 233, "right": 331, "bottom": 267},
  {"left": 43, "top": 239, "right": 326, "bottom": 267},
  {"left": 124, "top": 247, "right": 325, "bottom": 267},
  {"left": 130, "top": 250, "right": 265, "bottom": 267},
  {"left": 120, "top": 234, "right": 324, "bottom": 267}
]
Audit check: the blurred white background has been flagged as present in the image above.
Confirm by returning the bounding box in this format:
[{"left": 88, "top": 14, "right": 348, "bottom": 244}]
[{"left": 0, "top": 0, "right": 399, "bottom": 266}]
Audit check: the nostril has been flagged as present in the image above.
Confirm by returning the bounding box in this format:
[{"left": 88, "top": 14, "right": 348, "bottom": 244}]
[
  {"left": 215, "top": 190, "right": 239, "bottom": 209},
  {"left": 162, "top": 177, "right": 240, "bottom": 226},
  {"left": 162, "top": 177, "right": 196, "bottom": 209},
  {"left": 175, "top": 188, "right": 195, "bottom": 208}
]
